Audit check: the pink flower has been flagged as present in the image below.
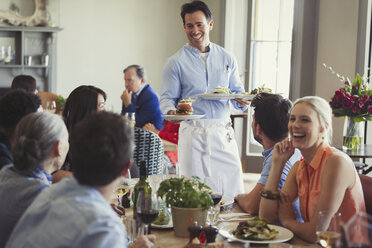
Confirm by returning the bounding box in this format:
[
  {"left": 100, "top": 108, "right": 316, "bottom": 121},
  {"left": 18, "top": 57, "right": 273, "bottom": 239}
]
[{"left": 368, "top": 105, "right": 372, "bottom": 115}]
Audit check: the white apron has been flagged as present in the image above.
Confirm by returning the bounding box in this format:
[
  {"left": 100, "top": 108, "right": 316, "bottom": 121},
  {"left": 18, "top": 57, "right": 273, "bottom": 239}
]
[{"left": 178, "top": 119, "right": 244, "bottom": 198}]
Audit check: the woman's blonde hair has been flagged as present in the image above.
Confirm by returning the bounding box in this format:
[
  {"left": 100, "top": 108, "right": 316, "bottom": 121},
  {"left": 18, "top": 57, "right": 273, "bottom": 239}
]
[{"left": 293, "top": 96, "right": 333, "bottom": 144}]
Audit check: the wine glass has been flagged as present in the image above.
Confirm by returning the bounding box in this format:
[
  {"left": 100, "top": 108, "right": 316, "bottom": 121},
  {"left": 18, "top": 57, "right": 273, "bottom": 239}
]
[
  {"left": 316, "top": 211, "right": 342, "bottom": 248},
  {"left": 136, "top": 190, "right": 159, "bottom": 234},
  {"left": 204, "top": 177, "right": 224, "bottom": 225},
  {"left": 125, "top": 112, "right": 136, "bottom": 126},
  {"left": 45, "top": 100, "right": 56, "bottom": 114},
  {"left": 116, "top": 170, "right": 131, "bottom": 208},
  {"left": 148, "top": 174, "right": 163, "bottom": 199}
]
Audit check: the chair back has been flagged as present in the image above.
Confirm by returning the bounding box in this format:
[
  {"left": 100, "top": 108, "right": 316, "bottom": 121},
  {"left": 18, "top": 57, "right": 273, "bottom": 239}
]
[
  {"left": 359, "top": 174, "right": 372, "bottom": 216},
  {"left": 37, "top": 91, "right": 58, "bottom": 110},
  {"left": 133, "top": 127, "right": 164, "bottom": 175}
]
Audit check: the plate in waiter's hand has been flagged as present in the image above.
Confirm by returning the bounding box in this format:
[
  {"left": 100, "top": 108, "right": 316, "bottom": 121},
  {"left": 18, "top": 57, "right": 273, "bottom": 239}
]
[{"left": 161, "top": 114, "right": 204, "bottom": 121}]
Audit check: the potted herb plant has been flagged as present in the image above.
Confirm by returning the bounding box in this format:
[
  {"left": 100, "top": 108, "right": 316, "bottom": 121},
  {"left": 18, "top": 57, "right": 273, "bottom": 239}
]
[{"left": 157, "top": 176, "right": 213, "bottom": 237}]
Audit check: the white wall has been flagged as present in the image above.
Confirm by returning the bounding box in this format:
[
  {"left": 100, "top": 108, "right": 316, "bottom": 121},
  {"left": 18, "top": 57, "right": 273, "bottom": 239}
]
[
  {"left": 56, "top": 0, "right": 222, "bottom": 112},
  {"left": 314, "top": 0, "right": 359, "bottom": 146}
]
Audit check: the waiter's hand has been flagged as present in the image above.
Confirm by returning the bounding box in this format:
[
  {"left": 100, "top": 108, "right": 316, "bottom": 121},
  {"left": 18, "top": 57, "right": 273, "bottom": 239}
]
[
  {"left": 121, "top": 90, "right": 132, "bottom": 108},
  {"left": 167, "top": 110, "right": 182, "bottom": 124},
  {"left": 232, "top": 98, "right": 251, "bottom": 107}
]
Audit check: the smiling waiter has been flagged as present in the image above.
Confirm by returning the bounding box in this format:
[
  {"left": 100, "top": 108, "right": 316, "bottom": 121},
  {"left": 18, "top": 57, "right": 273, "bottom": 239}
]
[{"left": 160, "top": 0, "right": 250, "bottom": 198}]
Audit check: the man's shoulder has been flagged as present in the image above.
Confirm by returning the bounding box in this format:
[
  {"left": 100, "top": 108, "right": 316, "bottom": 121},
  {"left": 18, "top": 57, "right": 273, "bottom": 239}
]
[
  {"left": 140, "top": 85, "right": 159, "bottom": 99},
  {"left": 210, "top": 43, "right": 234, "bottom": 58}
]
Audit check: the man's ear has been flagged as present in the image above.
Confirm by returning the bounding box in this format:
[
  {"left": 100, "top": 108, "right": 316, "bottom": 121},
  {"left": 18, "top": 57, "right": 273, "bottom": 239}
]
[
  {"left": 209, "top": 20, "right": 214, "bottom": 31},
  {"left": 256, "top": 123, "right": 263, "bottom": 135}
]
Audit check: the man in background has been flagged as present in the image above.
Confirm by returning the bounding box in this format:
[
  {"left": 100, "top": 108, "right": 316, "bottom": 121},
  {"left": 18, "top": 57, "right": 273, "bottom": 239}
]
[
  {"left": 6, "top": 112, "right": 155, "bottom": 248},
  {"left": 0, "top": 90, "right": 41, "bottom": 170},
  {"left": 121, "top": 64, "right": 164, "bottom": 130},
  {"left": 235, "top": 93, "right": 302, "bottom": 221},
  {"left": 11, "top": 74, "right": 38, "bottom": 94}
]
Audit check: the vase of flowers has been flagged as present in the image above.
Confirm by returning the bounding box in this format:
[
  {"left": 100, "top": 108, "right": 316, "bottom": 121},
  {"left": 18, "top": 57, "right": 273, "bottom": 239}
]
[{"left": 327, "top": 64, "right": 372, "bottom": 150}]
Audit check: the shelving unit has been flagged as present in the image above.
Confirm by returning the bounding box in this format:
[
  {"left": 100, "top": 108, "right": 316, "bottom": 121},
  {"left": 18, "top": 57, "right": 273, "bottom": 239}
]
[{"left": 0, "top": 26, "right": 62, "bottom": 92}]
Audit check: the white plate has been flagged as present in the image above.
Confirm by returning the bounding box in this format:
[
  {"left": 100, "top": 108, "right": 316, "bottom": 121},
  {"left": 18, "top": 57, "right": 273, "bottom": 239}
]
[
  {"left": 196, "top": 93, "right": 255, "bottom": 100},
  {"left": 218, "top": 222, "right": 294, "bottom": 244},
  {"left": 162, "top": 114, "right": 204, "bottom": 121},
  {"left": 151, "top": 217, "right": 173, "bottom": 229}
]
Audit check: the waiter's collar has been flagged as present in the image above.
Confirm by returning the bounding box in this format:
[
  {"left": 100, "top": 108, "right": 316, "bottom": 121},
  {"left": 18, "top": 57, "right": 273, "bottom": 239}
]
[{"left": 185, "top": 43, "right": 213, "bottom": 54}]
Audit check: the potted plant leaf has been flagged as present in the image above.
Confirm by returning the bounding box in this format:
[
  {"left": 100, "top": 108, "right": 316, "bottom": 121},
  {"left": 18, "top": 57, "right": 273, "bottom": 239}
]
[
  {"left": 55, "top": 95, "right": 66, "bottom": 114},
  {"left": 157, "top": 176, "right": 213, "bottom": 237}
]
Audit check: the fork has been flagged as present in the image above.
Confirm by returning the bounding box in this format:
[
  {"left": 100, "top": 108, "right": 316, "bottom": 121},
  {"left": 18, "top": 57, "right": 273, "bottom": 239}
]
[{"left": 219, "top": 214, "right": 252, "bottom": 221}]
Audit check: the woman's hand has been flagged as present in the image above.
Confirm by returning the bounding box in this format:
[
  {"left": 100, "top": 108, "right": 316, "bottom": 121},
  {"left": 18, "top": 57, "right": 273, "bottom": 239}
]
[{"left": 272, "top": 138, "right": 295, "bottom": 169}]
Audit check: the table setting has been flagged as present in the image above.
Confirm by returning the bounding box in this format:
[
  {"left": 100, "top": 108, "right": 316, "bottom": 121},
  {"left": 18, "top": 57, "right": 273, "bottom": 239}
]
[{"left": 112, "top": 174, "right": 318, "bottom": 247}]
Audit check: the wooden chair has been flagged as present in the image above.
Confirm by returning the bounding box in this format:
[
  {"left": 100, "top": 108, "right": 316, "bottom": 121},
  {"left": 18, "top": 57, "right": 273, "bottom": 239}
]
[
  {"left": 37, "top": 91, "right": 58, "bottom": 110},
  {"left": 359, "top": 174, "right": 372, "bottom": 216}
]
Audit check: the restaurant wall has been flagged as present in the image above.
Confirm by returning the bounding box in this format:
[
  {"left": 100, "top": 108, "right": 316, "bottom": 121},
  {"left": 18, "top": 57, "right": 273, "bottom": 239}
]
[
  {"left": 56, "top": 0, "right": 223, "bottom": 112},
  {"left": 314, "top": 0, "right": 359, "bottom": 146}
]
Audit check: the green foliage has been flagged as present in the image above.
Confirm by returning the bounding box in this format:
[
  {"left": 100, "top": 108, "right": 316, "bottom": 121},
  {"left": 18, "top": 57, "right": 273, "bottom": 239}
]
[
  {"left": 157, "top": 177, "right": 213, "bottom": 209},
  {"left": 55, "top": 95, "right": 66, "bottom": 107}
]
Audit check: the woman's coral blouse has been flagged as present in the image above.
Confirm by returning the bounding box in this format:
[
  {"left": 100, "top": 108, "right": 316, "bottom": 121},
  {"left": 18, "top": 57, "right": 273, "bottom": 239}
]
[{"left": 296, "top": 143, "right": 366, "bottom": 222}]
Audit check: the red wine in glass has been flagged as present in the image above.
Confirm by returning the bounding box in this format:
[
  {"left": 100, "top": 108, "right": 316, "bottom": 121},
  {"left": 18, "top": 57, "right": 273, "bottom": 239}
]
[
  {"left": 137, "top": 209, "right": 159, "bottom": 224},
  {"left": 211, "top": 194, "right": 222, "bottom": 205}
]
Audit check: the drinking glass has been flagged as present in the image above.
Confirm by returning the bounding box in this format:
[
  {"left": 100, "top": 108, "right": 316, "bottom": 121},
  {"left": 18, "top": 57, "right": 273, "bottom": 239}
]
[
  {"left": 148, "top": 174, "right": 163, "bottom": 199},
  {"left": 125, "top": 112, "right": 136, "bottom": 126},
  {"left": 123, "top": 217, "right": 147, "bottom": 245},
  {"left": 45, "top": 100, "right": 56, "bottom": 114},
  {"left": 116, "top": 170, "right": 131, "bottom": 208},
  {"left": 204, "top": 177, "right": 224, "bottom": 225},
  {"left": 316, "top": 211, "right": 342, "bottom": 248},
  {"left": 136, "top": 190, "right": 159, "bottom": 234}
]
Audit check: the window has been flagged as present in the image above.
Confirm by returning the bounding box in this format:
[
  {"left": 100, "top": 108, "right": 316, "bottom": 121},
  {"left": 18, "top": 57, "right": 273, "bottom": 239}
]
[{"left": 246, "top": 0, "right": 295, "bottom": 154}]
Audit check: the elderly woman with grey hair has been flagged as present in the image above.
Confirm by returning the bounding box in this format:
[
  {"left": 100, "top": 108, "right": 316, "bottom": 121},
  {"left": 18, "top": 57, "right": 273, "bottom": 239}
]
[{"left": 0, "top": 112, "right": 69, "bottom": 247}]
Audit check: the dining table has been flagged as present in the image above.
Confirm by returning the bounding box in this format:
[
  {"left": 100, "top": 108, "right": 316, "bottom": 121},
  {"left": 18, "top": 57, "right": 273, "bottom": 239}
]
[{"left": 117, "top": 173, "right": 318, "bottom": 248}]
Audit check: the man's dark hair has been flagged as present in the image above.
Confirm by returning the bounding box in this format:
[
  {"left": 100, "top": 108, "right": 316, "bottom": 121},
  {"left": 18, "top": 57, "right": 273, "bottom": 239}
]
[
  {"left": 11, "top": 75, "right": 37, "bottom": 93},
  {"left": 0, "top": 90, "right": 41, "bottom": 129},
  {"left": 123, "top": 64, "right": 146, "bottom": 80},
  {"left": 251, "top": 93, "right": 292, "bottom": 142},
  {"left": 181, "top": 0, "right": 213, "bottom": 24},
  {"left": 63, "top": 85, "right": 107, "bottom": 134},
  {"left": 71, "top": 112, "right": 133, "bottom": 186}
]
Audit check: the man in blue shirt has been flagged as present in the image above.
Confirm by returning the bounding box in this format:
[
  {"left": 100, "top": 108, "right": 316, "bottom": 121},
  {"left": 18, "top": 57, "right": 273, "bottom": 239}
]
[
  {"left": 160, "top": 1, "right": 250, "bottom": 197},
  {"left": 235, "top": 93, "right": 302, "bottom": 221},
  {"left": 6, "top": 112, "right": 155, "bottom": 248},
  {"left": 121, "top": 64, "right": 164, "bottom": 130}
]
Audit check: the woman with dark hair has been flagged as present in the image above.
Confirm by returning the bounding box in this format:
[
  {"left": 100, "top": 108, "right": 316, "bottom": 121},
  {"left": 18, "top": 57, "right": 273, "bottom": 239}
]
[
  {"left": 63, "top": 85, "right": 107, "bottom": 134},
  {"left": 0, "top": 112, "right": 69, "bottom": 247},
  {"left": 55, "top": 85, "right": 106, "bottom": 175}
]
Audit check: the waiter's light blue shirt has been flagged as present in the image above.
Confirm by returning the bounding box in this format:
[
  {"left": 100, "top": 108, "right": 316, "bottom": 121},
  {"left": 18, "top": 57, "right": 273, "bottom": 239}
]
[
  {"left": 6, "top": 177, "right": 127, "bottom": 248},
  {"left": 0, "top": 165, "right": 51, "bottom": 247},
  {"left": 258, "top": 147, "right": 303, "bottom": 222},
  {"left": 160, "top": 43, "right": 247, "bottom": 119}
]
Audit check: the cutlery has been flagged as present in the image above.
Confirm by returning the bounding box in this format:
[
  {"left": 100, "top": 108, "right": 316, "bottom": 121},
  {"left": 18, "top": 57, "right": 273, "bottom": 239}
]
[{"left": 219, "top": 214, "right": 252, "bottom": 221}]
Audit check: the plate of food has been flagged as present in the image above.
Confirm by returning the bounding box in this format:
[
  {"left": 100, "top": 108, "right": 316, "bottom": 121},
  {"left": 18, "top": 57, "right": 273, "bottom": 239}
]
[
  {"left": 151, "top": 209, "right": 173, "bottom": 229},
  {"left": 218, "top": 217, "right": 293, "bottom": 244}
]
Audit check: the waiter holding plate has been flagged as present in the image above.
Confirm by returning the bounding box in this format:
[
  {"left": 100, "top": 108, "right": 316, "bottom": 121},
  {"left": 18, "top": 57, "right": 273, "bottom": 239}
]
[{"left": 160, "top": 0, "right": 249, "bottom": 198}]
